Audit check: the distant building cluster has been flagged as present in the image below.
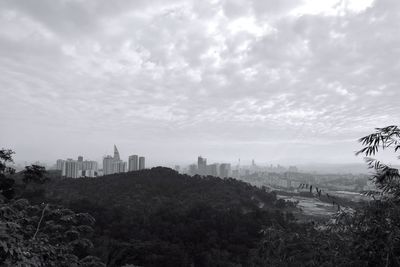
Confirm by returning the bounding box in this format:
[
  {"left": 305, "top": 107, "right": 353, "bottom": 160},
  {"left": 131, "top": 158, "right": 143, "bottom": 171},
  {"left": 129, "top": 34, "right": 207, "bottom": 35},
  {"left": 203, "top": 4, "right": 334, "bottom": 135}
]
[
  {"left": 129, "top": 155, "right": 145, "bottom": 172},
  {"left": 103, "top": 145, "right": 126, "bottom": 175},
  {"left": 176, "top": 157, "right": 304, "bottom": 187},
  {"left": 103, "top": 145, "right": 146, "bottom": 175},
  {"left": 237, "top": 168, "right": 371, "bottom": 197},
  {"left": 187, "top": 156, "right": 232, "bottom": 178},
  {"left": 56, "top": 157, "right": 98, "bottom": 178},
  {"left": 232, "top": 164, "right": 304, "bottom": 189},
  {"left": 56, "top": 145, "right": 146, "bottom": 178}
]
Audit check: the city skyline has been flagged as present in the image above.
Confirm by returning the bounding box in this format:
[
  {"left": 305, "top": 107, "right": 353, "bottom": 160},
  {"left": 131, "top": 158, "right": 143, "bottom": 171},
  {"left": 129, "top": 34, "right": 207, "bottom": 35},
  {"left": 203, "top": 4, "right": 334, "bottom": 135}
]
[
  {"left": 48, "top": 151, "right": 375, "bottom": 177},
  {"left": 55, "top": 145, "right": 146, "bottom": 178},
  {"left": 11, "top": 150, "right": 383, "bottom": 175}
]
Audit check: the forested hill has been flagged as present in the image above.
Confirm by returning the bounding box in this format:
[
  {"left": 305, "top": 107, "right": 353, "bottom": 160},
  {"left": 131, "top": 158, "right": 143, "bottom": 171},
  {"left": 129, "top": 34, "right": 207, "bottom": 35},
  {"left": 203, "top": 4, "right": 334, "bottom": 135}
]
[
  {"left": 45, "top": 167, "right": 281, "bottom": 212},
  {"left": 35, "top": 167, "right": 295, "bottom": 266}
]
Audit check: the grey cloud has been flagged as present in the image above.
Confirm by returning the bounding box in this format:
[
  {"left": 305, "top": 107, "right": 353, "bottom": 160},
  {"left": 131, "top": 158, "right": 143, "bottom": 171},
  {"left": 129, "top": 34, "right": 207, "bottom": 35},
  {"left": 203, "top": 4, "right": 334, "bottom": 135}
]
[{"left": 0, "top": 0, "right": 399, "bottom": 165}]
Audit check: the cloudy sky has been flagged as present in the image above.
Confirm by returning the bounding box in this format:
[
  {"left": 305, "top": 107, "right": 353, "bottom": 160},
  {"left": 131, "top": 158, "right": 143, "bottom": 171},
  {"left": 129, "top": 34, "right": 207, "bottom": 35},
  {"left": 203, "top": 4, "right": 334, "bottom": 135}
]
[{"left": 0, "top": 0, "right": 399, "bottom": 167}]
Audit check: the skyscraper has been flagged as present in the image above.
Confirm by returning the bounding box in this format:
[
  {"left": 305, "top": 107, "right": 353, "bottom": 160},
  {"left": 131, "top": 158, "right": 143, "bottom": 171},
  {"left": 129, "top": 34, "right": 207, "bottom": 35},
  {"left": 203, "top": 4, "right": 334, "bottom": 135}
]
[
  {"left": 82, "top": 160, "right": 98, "bottom": 172},
  {"left": 56, "top": 159, "right": 66, "bottom": 176},
  {"left": 189, "top": 164, "right": 197, "bottom": 176},
  {"left": 82, "top": 160, "right": 98, "bottom": 177},
  {"left": 219, "top": 163, "right": 231, "bottom": 178},
  {"left": 112, "top": 160, "right": 126, "bottom": 173},
  {"left": 139, "top": 156, "right": 145, "bottom": 170},
  {"left": 114, "top": 145, "right": 120, "bottom": 160},
  {"left": 56, "top": 159, "right": 65, "bottom": 170},
  {"left": 77, "top": 156, "right": 84, "bottom": 170},
  {"left": 103, "top": 155, "right": 114, "bottom": 175},
  {"left": 128, "top": 155, "right": 139, "bottom": 171},
  {"left": 208, "top": 163, "right": 220, "bottom": 177},
  {"left": 198, "top": 156, "right": 207, "bottom": 175},
  {"left": 65, "top": 159, "right": 79, "bottom": 178},
  {"left": 103, "top": 145, "right": 126, "bottom": 175}
]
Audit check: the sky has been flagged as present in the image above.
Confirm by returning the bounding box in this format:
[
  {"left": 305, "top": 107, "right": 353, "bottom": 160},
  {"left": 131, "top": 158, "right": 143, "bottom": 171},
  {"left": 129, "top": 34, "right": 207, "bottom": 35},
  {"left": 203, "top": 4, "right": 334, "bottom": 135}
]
[{"left": 0, "top": 0, "right": 399, "bottom": 167}]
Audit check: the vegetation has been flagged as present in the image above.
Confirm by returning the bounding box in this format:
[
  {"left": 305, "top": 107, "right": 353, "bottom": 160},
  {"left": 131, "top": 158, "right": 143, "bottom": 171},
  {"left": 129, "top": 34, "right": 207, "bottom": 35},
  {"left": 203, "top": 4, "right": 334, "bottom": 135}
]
[
  {"left": 0, "top": 199, "right": 104, "bottom": 266},
  {"left": 42, "top": 168, "right": 294, "bottom": 266},
  {"left": 1, "top": 125, "right": 400, "bottom": 266},
  {"left": 0, "top": 149, "right": 16, "bottom": 200},
  {"left": 0, "top": 149, "right": 104, "bottom": 266},
  {"left": 22, "top": 165, "right": 48, "bottom": 185},
  {"left": 252, "top": 125, "right": 400, "bottom": 266}
]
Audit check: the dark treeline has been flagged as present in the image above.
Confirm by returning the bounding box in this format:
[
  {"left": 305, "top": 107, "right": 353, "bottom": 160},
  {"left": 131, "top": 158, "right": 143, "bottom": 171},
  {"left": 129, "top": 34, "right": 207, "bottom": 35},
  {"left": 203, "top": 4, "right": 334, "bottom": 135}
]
[{"left": 30, "top": 167, "right": 296, "bottom": 266}]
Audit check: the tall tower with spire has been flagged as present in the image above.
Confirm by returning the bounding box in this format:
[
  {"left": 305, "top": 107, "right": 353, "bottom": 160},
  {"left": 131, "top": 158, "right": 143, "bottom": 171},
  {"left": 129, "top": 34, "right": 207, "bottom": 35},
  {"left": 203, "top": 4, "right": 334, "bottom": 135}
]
[
  {"left": 103, "top": 145, "right": 125, "bottom": 175},
  {"left": 114, "top": 145, "right": 120, "bottom": 160}
]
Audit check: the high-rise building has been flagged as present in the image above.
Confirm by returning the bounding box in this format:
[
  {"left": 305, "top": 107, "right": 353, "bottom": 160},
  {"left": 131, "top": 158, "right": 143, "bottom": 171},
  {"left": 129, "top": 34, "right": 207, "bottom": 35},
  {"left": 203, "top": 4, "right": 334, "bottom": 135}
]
[
  {"left": 77, "top": 156, "right": 84, "bottom": 170},
  {"left": 81, "top": 160, "right": 98, "bottom": 177},
  {"left": 82, "top": 160, "right": 98, "bottom": 171},
  {"left": 103, "top": 155, "right": 114, "bottom": 175},
  {"left": 65, "top": 159, "right": 79, "bottom": 178},
  {"left": 128, "top": 155, "right": 139, "bottom": 171},
  {"left": 56, "top": 159, "right": 66, "bottom": 176},
  {"left": 208, "top": 163, "right": 220, "bottom": 177},
  {"left": 112, "top": 160, "right": 126, "bottom": 173},
  {"left": 219, "top": 163, "right": 231, "bottom": 178},
  {"left": 56, "top": 159, "right": 64, "bottom": 170},
  {"left": 189, "top": 164, "right": 197, "bottom": 176},
  {"left": 139, "top": 157, "right": 145, "bottom": 170},
  {"left": 103, "top": 145, "right": 126, "bottom": 175},
  {"left": 82, "top": 169, "right": 96, "bottom": 178},
  {"left": 62, "top": 164, "right": 66, "bottom": 176},
  {"left": 114, "top": 145, "right": 120, "bottom": 160},
  {"left": 198, "top": 156, "right": 207, "bottom": 175}
]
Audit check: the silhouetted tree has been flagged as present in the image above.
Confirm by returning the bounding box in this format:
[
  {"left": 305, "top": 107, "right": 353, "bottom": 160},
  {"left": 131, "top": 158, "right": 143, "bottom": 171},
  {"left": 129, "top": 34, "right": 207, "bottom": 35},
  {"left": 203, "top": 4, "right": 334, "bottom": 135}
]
[
  {"left": 23, "top": 164, "right": 48, "bottom": 185},
  {"left": 356, "top": 125, "right": 400, "bottom": 200},
  {"left": 0, "top": 148, "right": 16, "bottom": 199}
]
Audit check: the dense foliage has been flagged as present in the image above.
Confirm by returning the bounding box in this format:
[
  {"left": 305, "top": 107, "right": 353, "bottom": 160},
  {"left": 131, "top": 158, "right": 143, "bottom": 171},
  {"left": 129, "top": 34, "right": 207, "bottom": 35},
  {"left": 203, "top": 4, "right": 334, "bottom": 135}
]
[
  {"left": 0, "top": 149, "right": 16, "bottom": 199},
  {"left": 0, "top": 149, "right": 104, "bottom": 266},
  {"left": 42, "top": 168, "right": 295, "bottom": 266},
  {"left": 0, "top": 198, "right": 104, "bottom": 266}
]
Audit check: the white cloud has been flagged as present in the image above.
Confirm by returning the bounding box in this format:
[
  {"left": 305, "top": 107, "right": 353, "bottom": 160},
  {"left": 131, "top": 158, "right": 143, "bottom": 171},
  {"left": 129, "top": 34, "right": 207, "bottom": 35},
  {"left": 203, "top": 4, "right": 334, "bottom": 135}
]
[{"left": 0, "top": 0, "right": 399, "bottom": 165}]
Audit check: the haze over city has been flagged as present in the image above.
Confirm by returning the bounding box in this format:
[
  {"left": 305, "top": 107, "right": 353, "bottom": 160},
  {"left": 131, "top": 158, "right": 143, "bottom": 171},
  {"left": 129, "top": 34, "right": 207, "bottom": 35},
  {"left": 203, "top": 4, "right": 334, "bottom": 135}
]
[{"left": 1, "top": 0, "right": 399, "bottom": 167}]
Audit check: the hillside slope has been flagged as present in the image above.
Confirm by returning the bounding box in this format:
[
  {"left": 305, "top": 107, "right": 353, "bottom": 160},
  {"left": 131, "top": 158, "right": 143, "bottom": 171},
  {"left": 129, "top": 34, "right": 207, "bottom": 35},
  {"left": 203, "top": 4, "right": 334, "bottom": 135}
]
[
  {"left": 38, "top": 167, "right": 294, "bottom": 266},
  {"left": 46, "top": 167, "right": 279, "bottom": 211}
]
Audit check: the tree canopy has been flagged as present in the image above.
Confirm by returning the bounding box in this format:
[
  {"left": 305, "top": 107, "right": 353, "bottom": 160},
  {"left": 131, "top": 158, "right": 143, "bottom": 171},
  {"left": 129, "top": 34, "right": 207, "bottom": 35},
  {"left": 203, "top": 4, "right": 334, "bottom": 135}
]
[{"left": 0, "top": 148, "right": 104, "bottom": 266}]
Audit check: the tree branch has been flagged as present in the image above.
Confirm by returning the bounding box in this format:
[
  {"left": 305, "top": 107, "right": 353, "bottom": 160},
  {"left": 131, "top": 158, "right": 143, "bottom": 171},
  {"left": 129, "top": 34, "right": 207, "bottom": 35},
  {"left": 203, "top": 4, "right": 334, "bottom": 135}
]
[{"left": 32, "top": 203, "right": 48, "bottom": 240}]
